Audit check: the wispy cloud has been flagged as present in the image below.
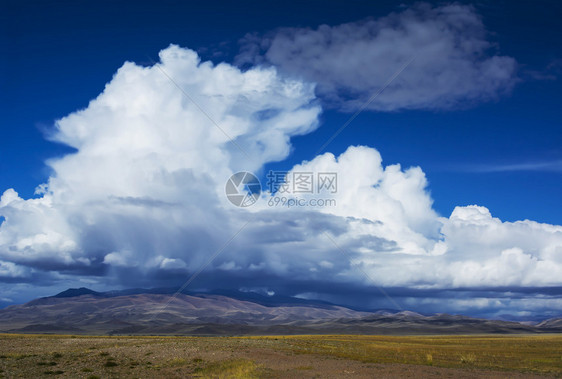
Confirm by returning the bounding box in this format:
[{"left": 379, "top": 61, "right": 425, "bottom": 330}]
[
  {"left": 238, "top": 3, "right": 517, "bottom": 112},
  {"left": 460, "top": 160, "right": 562, "bottom": 173}
]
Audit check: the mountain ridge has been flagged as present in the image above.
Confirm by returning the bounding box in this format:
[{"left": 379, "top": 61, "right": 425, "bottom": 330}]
[{"left": 0, "top": 288, "right": 560, "bottom": 336}]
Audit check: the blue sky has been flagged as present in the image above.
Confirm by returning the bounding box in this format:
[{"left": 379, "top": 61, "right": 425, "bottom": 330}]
[{"left": 0, "top": 0, "right": 561, "bottom": 319}]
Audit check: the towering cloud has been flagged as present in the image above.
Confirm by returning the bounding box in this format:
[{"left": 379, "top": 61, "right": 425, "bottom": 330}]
[{"left": 0, "top": 44, "right": 321, "bottom": 281}]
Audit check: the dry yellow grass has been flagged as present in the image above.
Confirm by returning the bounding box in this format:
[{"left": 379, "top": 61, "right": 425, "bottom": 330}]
[
  {"left": 0, "top": 333, "right": 560, "bottom": 378},
  {"left": 255, "top": 334, "right": 562, "bottom": 374}
]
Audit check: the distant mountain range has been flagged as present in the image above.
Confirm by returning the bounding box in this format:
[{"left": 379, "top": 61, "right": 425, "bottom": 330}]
[{"left": 0, "top": 287, "right": 560, "bottom": 335}]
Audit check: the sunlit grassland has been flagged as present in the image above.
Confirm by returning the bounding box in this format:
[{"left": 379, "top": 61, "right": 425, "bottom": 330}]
[{"left": 0, "top": 333, "right": 561, "bottom": 377}]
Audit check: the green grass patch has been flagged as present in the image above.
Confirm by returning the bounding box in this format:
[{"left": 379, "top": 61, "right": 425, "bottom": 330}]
[{"left": 195, "top": 359, "right": 261, "bottom": 378}]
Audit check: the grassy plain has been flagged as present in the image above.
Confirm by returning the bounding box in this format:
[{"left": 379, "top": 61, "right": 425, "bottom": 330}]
[{"left": 0, "top": 334, "right": 560, "bottom": 378}]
